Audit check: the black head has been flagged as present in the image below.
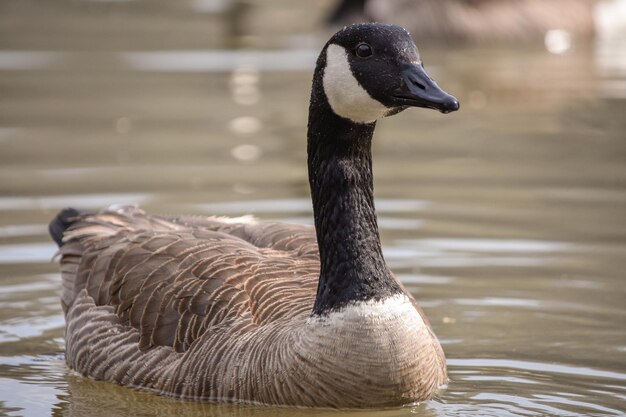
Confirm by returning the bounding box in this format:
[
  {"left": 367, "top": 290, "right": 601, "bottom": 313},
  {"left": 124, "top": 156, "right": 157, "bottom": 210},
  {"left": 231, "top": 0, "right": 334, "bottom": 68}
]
[{"left": 319, "top": 23, "right": 459, "bottom": 123}]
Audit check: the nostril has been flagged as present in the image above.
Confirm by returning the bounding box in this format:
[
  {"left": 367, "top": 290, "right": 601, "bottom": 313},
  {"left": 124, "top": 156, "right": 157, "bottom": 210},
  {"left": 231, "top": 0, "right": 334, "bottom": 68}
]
[{"left": 411, "top": 79, "right": 426, "bottom": 90}]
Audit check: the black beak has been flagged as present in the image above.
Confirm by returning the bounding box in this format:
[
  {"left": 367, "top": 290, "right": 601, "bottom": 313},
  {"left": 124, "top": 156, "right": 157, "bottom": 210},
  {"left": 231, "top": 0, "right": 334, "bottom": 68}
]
[{"left": 393, "top": 63, "right": 459, "bottom": 114}]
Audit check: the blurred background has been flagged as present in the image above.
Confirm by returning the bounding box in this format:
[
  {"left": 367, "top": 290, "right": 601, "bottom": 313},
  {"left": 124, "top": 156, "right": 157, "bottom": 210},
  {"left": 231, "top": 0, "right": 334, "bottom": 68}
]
[{"left": 1, "top": 1, "right": 625, "bottom": 416}]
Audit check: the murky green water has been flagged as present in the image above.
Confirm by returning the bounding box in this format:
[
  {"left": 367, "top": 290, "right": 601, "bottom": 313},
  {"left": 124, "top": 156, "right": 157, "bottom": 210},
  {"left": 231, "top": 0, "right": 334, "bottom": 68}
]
[{"left": 1, "top": 1, "right": 626, "bottom": 416}]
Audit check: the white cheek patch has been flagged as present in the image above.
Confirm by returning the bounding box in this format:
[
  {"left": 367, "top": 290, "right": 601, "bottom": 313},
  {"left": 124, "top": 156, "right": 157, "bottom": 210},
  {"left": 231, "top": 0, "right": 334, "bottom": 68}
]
[{"left": 323, "top": 44, "right": 391, "bottom": 124}]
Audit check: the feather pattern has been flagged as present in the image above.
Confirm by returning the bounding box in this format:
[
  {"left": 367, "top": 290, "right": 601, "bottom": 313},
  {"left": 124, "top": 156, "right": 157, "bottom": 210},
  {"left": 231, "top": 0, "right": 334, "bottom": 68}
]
[{"left": 61, "top": 207, "right": 319, "bottom": 349}]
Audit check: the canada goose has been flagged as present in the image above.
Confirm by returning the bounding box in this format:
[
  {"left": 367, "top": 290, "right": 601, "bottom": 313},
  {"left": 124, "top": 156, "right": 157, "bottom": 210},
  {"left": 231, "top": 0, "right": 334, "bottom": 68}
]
[
  {"left": 329, "top": 0, "right": 600, "bottom": 43},
  {"left": 49, "top": 23, "right": 459, "bottom": 408}
]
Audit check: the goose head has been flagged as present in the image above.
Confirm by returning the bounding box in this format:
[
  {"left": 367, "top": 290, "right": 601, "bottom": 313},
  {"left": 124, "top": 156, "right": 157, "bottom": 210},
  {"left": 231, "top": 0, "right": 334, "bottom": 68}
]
[{"left": 319, "top": 23, "right": 459, "bottom": 124}]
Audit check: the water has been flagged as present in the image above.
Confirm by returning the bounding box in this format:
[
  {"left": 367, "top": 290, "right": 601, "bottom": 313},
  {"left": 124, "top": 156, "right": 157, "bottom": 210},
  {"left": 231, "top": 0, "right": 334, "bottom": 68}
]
[{"left": 1, "top": 1, "right": 626, "bottom": 416}]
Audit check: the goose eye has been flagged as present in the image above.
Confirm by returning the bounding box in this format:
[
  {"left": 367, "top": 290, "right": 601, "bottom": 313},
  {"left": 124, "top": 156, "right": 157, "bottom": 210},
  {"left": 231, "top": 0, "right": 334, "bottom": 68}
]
[{"left": 355, "top": 43, "right": 372, "bottom": 58}]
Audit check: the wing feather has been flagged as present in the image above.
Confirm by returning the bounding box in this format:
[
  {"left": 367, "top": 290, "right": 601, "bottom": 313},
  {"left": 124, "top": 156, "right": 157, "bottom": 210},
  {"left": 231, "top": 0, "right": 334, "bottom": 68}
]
[{"left": 59, "top": 205, "right": 320, "bottom": 354}]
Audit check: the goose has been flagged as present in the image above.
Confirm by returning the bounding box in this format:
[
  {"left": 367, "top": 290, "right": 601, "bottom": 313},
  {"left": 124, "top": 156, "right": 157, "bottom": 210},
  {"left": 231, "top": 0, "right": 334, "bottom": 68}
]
[
  {"left": 329, "top": 0, "right": 602, "bottom": 43},
  {"left": 49, "top": 23, "right": 459, "bottom": 408}
]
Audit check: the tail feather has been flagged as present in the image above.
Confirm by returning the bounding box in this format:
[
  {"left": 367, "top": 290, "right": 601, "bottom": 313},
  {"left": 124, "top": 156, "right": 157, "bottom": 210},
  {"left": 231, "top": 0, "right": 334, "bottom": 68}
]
[{"left": 49, "top": 208, "right": 83, "bottom": 247}]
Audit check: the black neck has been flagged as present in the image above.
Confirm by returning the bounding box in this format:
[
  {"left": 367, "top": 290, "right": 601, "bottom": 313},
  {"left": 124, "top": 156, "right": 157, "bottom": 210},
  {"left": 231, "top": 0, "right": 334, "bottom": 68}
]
[{"left": 307, "top": 62, "right": 402, "bottom": 315}]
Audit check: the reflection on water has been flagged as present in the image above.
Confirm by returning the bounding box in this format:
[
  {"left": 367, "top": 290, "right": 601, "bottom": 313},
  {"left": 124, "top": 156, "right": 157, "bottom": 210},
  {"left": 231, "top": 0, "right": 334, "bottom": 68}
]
[
  {"left": 196, "top": 198, "right": 431, "bottom": 214},
  {"left": 123, "top": 50, "right": 318, "bottom": 72},
  {"left": 1, "top": 1, "right": 626, "bottom": 416},
  {"left": 0, "top": 51, "right": 64, "bottom": 71},
  {"left": 0, "top": 193, "right": 152, "bottom": 211},
  {"left": 0, "top": 243, "right": 56, "bottom": 264}
]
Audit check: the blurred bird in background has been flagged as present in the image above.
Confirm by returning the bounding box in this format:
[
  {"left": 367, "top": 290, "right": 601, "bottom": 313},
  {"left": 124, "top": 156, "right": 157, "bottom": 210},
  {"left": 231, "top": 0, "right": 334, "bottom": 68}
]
[{"left": 328, "top": 0, "right": 626, "bottom": 43}]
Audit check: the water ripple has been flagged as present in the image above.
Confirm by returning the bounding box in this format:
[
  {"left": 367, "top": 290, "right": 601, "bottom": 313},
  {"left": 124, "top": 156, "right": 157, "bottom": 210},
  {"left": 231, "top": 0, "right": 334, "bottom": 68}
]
[
  {"left": 0, "top": 193, "right": 151, "bottom": 211},
  {"left": 123, "top": 49, "right": 318, "bottom": 72},
  {"left": 195, "top": 198, "right": 431, "bottom": 214},
  {"left": 0, "top": 243, "right": 57, "bottom": 264},
  {"left": 449, "top": 358, "right": 626, "bottom": 381}
]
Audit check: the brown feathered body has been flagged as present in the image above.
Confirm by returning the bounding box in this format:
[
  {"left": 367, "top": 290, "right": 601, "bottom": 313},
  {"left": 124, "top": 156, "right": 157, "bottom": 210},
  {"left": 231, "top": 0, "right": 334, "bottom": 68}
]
[{"left": 58, "top": 206, "right": 446, "bottom": 408}]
